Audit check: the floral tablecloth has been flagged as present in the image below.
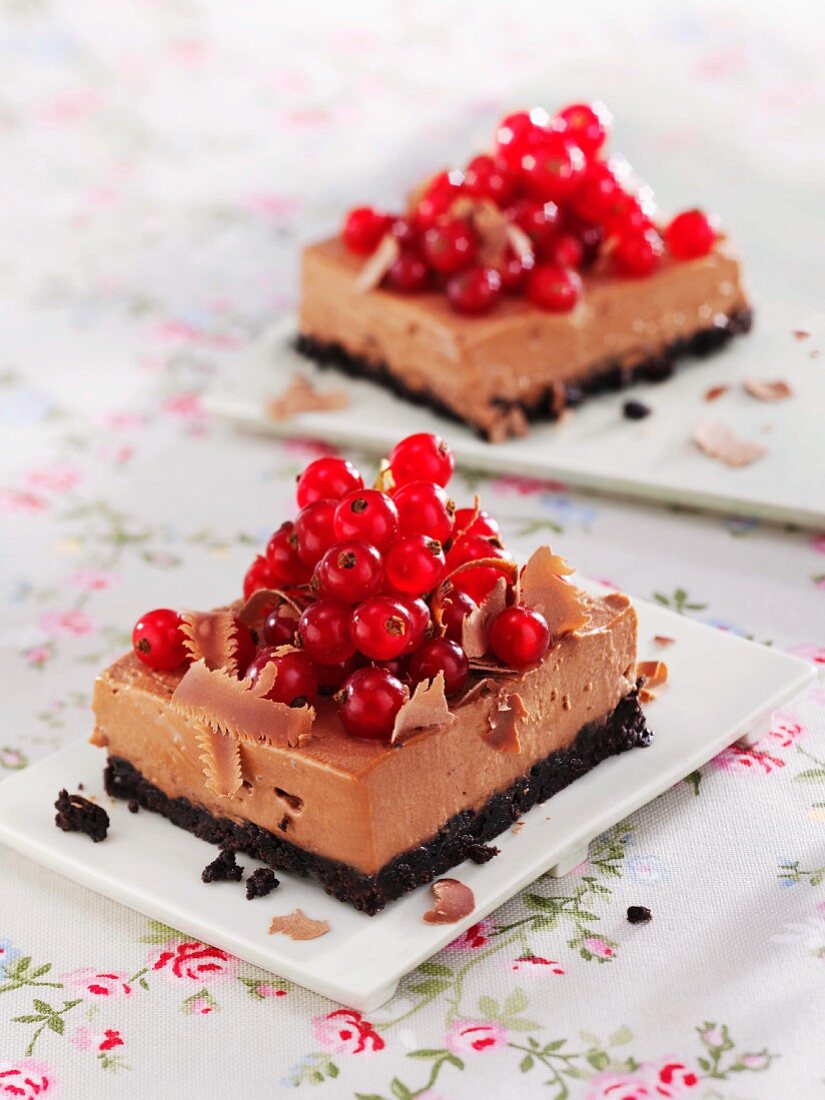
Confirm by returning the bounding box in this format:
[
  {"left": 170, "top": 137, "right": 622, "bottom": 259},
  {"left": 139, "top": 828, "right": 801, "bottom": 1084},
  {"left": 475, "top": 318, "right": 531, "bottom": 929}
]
[{"left": 1, "top": 3, "right": 824, "bottom": 1098}]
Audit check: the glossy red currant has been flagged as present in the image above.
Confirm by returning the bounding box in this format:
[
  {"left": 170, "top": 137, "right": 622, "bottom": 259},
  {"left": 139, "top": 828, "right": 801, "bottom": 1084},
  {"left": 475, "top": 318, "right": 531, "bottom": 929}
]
[
  {"left": 414, "top": 170, "right": 464, "bottom": 230},
  {"left": 296, "top": 456, "right": 363, "bottom": 509},
  {"left": 463, "top": 154, "right": 517, "bottom": 206},
  {"left": 665, "top": 209, "right": 717, "bottom": 260},
  {"left": 246, "top": 648, "right": 319, "bottom": 707},
  {"left": 262, "top": 607, "right": 299, "bottom": 648},
  {"left": 422, "top": 221, "right": 477, "bottom": 275},
  {"left": 294, "top": 499, "right": 337, "bottom": 567},
  {"left": 495, "top": 249, "right": 534, "bottom": 294},
  {"left": 314, "top": 540, "right": 383, "bottom": 603},
  {"left": 409, "top": 637, "right": 469, "bottom": 696},
  {"left": 440, "top": 588, "right": 478, "bottom": 643},
  {"left": 266, "top": 522, "right": 312, "bottom": 586},
  {"left": 520, "top": 133, "right": 586, "bottom": 203},
  {"left": 298, "top": 599, "right": 356, "bottom": 664},
  {"left": 446, "top": 266, "right": 502, "bottom": 315},
  {"left": 315, "top": 654, "right": 359, "bottom": 694},
  {"left": 350, "top": 596, "right": 413, "bottom": 661},
  {"left": 489, "top": 605, "right": 550, "bottom": 667},
  {"left": 494, "top": 108, "right": 552, "bottom": 171},
  {"left": 397, "top": 596, "right": 430, "bottom": 653},
  {"left": 446, "top": 534, "right": 512, "bottom": 604},
  {"left": 508, "top": 199, "right": 560, "bottom": 251},
  {"left": 570, "top": 161, "right": 620, "bottom": 223},
  {"left": 526, "top": 264, "right": 582, "bottom": 312},
  {"left": 341, "top": 206, "right": 391, "bottom": 255},
  {"left": 543, "top": 233, "right": 584, "bottom": 269},
  {"left": 612, "top": 228, "right": 664, "bottom": 277},
  {"left": 385, "top": 250, "right": 429, "bottom": 293},
  {"left": 553, "top": 102, "right": 610, "bottom": 158},
  {"left": 333, "top": 489, "right": 398, "bottom": 551},
  {"left": 452, "top": 506, "right": 501, "bottom": 541},
  {"left": 336, "top": 667, "right": 408, "bottom": 741},
  {"left": 384, "top": 535, "right": 445, "bottom": 596},
  {"left": 392, "top": 480, "right": 455, "bottom": 544},
  {"left": 132, "top": 608, "right": 189, "bottom": 672},
  {"left": 243, "top": 554, "right": 278, "bottom": 600},
  {"left": 388, "top": 433, "right": 454, "bottom": 489}
]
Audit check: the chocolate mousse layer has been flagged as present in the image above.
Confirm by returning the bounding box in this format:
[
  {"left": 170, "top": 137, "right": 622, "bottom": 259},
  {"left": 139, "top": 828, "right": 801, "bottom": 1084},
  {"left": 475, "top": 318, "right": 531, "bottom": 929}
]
[
  {"left": 92, "top": 592, "right": 646, "bottom": 911},
  {"left": 297, "top": 237, "right": 751, "bottom": 441}
]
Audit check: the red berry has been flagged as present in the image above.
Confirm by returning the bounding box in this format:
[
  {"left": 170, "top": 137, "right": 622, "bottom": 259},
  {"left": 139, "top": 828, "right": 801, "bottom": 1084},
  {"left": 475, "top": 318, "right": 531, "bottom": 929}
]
[
  {"left": 372, "top": 655, "right": 410, "bottom": 682},
  {"left": 463, "top": 154, "right": 517, "bottom": 206},
  {"left": 315, "top": 540, "right": 383, "bottom": 603},
  {"left": 246, "top": 649, "right": 319, "bottom": 707},
  {"left": 299, "top": 599, "right": 356, "bottom": 664},
  {"left": 389, "top": 433, "right": 454, "bottom": 488},
  {"left": 526, "top": 264, "right": 582, "bottom": 312},
  {"left": 333, "top": 489, "right": 398, "bottom": 551},
  {"left": 422, "top": 221, "right": 477, "bottom": 275},
  {"left": 336, "top": 667, "right": 408, "bottom": 741},
  {"left": 315, "top": 655, "right": 359, "bottom": 694},
  {"left": 409, "top": 637, "right": 469, "bottom": 696},
  {"left": 543, "top": 233, "right": 584, "bottom": 269},
  {"left": 494, "top": 108, "right": 552, "bottom": 171},
  {"left": 489, "top": 605, "right": 550, "bottom": 667},
  {"left": 612, "top": 228, "right": 664, "bottom": 277},
  {"left": 495, "top": 249, "right": 534, "bottom": 294},
  {"left": 266, "top": 522, "right": 312, "bottom": 586},
  {"left": 393, "top": 480, "right": 455, "bottom": 544},
  {"left": 397, "top": 596, "right": 430, "bottom": 652},
  {"left": 389, "top": 216, "right": 418, "bottom": 247},
  {"left": 263, "top": 608, "right": 299, "bottom": 648},
  {"left": 132, "top": 608, "right": 189, "bottom": 672},
  {"left": 602, "top": 198, "right": 652, "bottom": 239},
  {"left": 520, "top": 133, "right": 586, "bottom": 203},
  {"left": 350, "top": 596, "right": 413, "bottom": 661},
  {"left": 342, "top": 206, "right": 391, "bottom": 255},
  {"left": 243, "top": 554, "right": 278, "bottom": 600},
  {"left": 384, "top": 535, "right": 445, "bottom": 596},
  {"left": 231, "top": 618, "right": 257, "bottom": 674},
  {"left": 414, "top": 170, "right": 464, "bottom": 230},
  {"left": 296, "top": 456, "right": 363, "bottom": 509},
  {"left": 553, "top": 102, "right": 610, "bottom": 159},
  {"left": 665, "top": 209, "right": 717, "bottom": 260},
  {"left": 440, "top": 588, "right": 478, "bottom": 643},
  {"left": 446, "top": 534, "right": 512, "bottom": 603},
  {"left": 508, "top": 198, "right": 559, "bottom": 251},
  {"left": 571, "top": 161, "right": 620, "bottom": 223},
  {"left": 452, "top": 506, "right": 501, "bottom": 541},
  {"left": 385, "top": 250, "right": 429, "bottom": 293},
  {"left": 294, "top": 499, "right": 337, "bottom": 567},
  {"left": 446, "top": 265, "right": 502, "bottom": 315}
]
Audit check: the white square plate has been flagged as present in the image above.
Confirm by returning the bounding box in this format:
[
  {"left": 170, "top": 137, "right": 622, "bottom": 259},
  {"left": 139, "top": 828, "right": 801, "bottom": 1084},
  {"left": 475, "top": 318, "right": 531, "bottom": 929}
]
[
  {"left": 0, "top": 594, "right": 813, "bottom": 1011},
  {"left": 203, "top": 305, "right": 824, "bottom": 530}
]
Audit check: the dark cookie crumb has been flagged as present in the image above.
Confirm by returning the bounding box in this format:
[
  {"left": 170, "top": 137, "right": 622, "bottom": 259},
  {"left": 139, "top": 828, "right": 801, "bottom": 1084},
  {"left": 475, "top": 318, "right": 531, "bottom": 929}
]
[
  {"left": 77, "top": 782, "right": 84, "bottom": 790},
  {"left": 623, "top": 400, "right": 651, "bottom": 421},
  {"left": 54, "top": 789, "right": 109, "bottom": 843},
  {"left": 627, "top": 905, "right": 652, "bottom": 924},
  {"left": 245, "top": 867, "right": 279, "bottom": 900},
  {"left": 459, "top": 835, "right": 500, "bottom": 864},
  {"left": 128, "top": 800, "right": 139, "bottom": 814},
  {"left": 202, "top": 848, "right": 243, "bottom": 884}
]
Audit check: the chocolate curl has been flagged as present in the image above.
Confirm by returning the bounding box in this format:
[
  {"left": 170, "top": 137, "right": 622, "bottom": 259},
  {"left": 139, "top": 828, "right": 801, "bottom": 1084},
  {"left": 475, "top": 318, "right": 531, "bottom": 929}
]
[
  {"left": 268, "top": 909, "right": 330, "bottom": 940},
  {"left": 237, "top": 587, "right": 305, "bottom": 626},
  {"left": 692, "top": 420, "right": 767, "bottom": 468},
  {"left": 194, "top": 724, "right": 243, "bottom": 799},
  {"left": 267, "top": 375, "right": 349, "bottom": 421},
  {"left": 423, "top": 878, "right": 475, "bottom": 924},
  {"left": 180, "top": 610, "right": 239, "bottom": 674},
  {"left": 482, "top": 691, "right": 527, "bottom": 753},
  {"left": 462, "top": 577, "right": 508, "bottom": 660},
  {"left": 390, "top": 672, "right": 453, "bottom": 745},
  {"left": 518, "top": 546, "right": 591, "bottom": 637},
  {"left": 451, "top": 197, "right": 509, "bottom": 265},
  {"left": 743, "top": 378, "right": 792, "bottom": 402},
  {"left": 637, "top": 660, "right": 668, "bottom": 689},
  {"left": 505, "top": 222, "right": 534, "bottom": 263},
  {"left": 355, "top": 234, "right": 400, "bottom": 292}
]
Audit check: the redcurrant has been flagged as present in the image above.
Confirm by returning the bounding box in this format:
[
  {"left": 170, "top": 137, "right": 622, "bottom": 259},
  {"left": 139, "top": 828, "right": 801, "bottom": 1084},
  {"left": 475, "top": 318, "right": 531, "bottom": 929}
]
[
  {"left": 452, "top": 506, "right": 501, "bottom": 541},
  {"left": 414, "top": 170, "right": 464, "bottom": 230},
  {"left": 409, "top": 637, "right": 469, "bottom": 696},
  {"left": 294, "top": 499, "right": 337, "bottom": 567},
  {"left": 336, "top": 667, "right": 408, "bottom": 741},
  {"left": 350, "top": 596, "right": 413, "bottom": 661},
  {"left": 298, "top": 599, "right": 356, "bottom": 664},
  {"left": 243, "top": 554, "right": 278, "bottom": 600},
  {"left": 520, "top": 133, "right": 586, "bottom": 203},
  {"left": 132, "top": 609, "right": 189, "bottom": 672},
  {"left": 612, "top": 228, "right": 664, "bottom": 277},
  {"left": 296, "top": 456, "right": 363, "bottom": 509},
  {"left": 463, "top": 154, "right": 517, "bottom": 206},
  {"left": 333, "top": 489, "right": 398, "bottom": 551},
  {"left": 231, "top": 618, "right": 257, "bottom": 674},
  {"left": 446, "top": 534, "right": 512, "bottom": 604},
  {"left": 440, "top": 588, "right": 478, "bottom": 643},
  {"left": 397, "top": 596, "right": 430, "bottom": 652},
  {"left": 263, "top": 608, "right": 299, "bottom": 648},
  {"left": 246, "top": 648, "right": 319, "bottom": 707},
  {"left": 526, "top": 265, "right": 582, "bottom": 312},
  {"left": 314, "top": 540, "right": 383, "bottom": 603},
  {"left": 266, "top": 522, "right": 312, "bottom": 586},
  {"left": 385, "top": 250, "right": 429, "bottom": 293},
  {"left": 384, "top": 535, "right": 445, "bottom": 595},
  {"left": 495, "top": 249, "right": 534, "bottom": 294},
  {"left": 446, "top": 266, "right": 502, "bottom": 315},
  {"left": 393, "top": 480, "right": 455, "bottom": 544},
  {"left": 389, "top": 433, "right": 454, "bottom": 489},
  {"left": 508, "top": 198, "right": 559, "bottom": 251},
  {"left": 494, "top": 108, "right": 552, "bottom": 171},
  {"left": 342, "top": 207, "right": 391, "bottom": 255},
  {"left": 489, "top": 605, "right": 550, "bottom": 666},
  {"left": 553, "top": 102, "right": 610, "bottom": 158},
  {"left": 422, "top": 221, "right": 477, "bottom": 275},
  {"left": 665, "top": 209, "right": 717, "bottom": 260}
]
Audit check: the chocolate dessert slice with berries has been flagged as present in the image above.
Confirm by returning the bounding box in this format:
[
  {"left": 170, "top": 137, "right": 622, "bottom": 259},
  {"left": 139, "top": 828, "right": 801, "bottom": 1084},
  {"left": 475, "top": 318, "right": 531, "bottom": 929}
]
[
  {"left": 298, "top": 103, "right": 751, "bottom": 441},
  {"left": 91, "top": 434, "right": 652, "bottom": 914}
]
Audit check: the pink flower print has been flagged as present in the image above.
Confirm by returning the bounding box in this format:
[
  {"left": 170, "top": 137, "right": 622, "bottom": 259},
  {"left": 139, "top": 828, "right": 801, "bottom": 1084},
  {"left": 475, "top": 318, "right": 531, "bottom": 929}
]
[
  {"left": 583, "top": 936, "right": 615, "bottom": 959},
  {"left": 447, "top": 920, "right": 491, "bottom": 950},
  {"left": 103, "top": 412, "right": 146, "bottom": 430},
  {"left": 40, "top": 610, "right": 96, "bottom": 638},
  {"left": 812, "top": 534, "right": 825, "bottom": 555},
  {"left": 40, "top": 87, "right": 103, "bottom": 125},
  {"left": 789, "top": 644, "right": 825, "bottom": 666},
  {"left": 768, "top": 713, "right": 805, "bottom": 748},
  {"left": 444, "top": 1020, "right": 507, "bottom": 1056},
  {"left": 70, "top": 1025, "right": 124, "bottom": 1053},
  {"left": 698, "top": 1026, "right": 725, "bottom": 1047},
  {"left": 312, "top": 1008, "right": 385, "bottom": 1054},
  {"left": 282, "top": 438, "right": 336, "bottom": 460},
  {"left": 25, "top": 465, "right": 81, "bottom": 493},
  {"left": 167, "top": 37, "right": 207, "bottom": 65},
  {"left": 712, "top": 744, "right": 785, "bottom": 775},
  {"left": 62, "top": 969, "right": 132, "bottom": 999},
  {"left": 69, "top": 1026, "right": 94, "bottom": 1052},
  {"left": 153, "top": 320, "right": 200, "bottom": 344},
  {"left": 255, "top": 983, "right": 287, "bottom": 998},
  {"left": 492, "top": 474, "right": 567, "bottom": 495},
  {"left": 246, "top": 193, "right": 301, "bottom": 221},
  {"left": 160, "top": 392, "right": 205, "bottom": 421},
  {"left": 0, "top": 1059, "right": 57, "bottom": 1098},
  {"left": 186, "top": 994, "right": 215, "bottom": 1016},
  {"left": 0, "top": 489, "right": 47, "bottom": 514},
  {"left": 653, "top": 1060, "right": 699, "bottom": 1096},
  {"left": 68, "top": 569, "right": 120, "bottom": 592},
  {"left": 151, "top": 941, "right": 237, "bottom": 984},
  {"left": 98, "top": 1030, "right": 123, "bottom": 1053},
  {"left": 96, "top": 442, "right": 133, "bottom": 465},
  {"left": 740, "top": 1052, "right": 770, "bottom": 1071},
  {"left": 25, "top": 646, "right": 52, "bottom": 668},
  {"left": 511, "top": 954, "right": 565, "bottom": 974},
  {"left": 586, "top": 1071, "right": 655, "bottom": 1100}
]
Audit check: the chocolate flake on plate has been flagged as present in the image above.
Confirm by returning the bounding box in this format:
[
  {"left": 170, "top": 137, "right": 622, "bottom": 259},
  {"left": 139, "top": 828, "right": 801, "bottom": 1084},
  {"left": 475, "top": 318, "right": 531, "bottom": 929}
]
[
  {"left": 692, "top": 419, "right": 767, "bottom": 468},
  {"left": 653, "top": 635, "right": 676, "bottom": 648},
  {"left": 267, "top": 375, "right": 349, "bottom": 422},
  {"left": 268, "top": 908, "right": 330, "bottom": 940},
  {"left": 355, "top": 233, "right": 400, "bottom": 292},
  {"left": 703, "top": 384, "right": 729, "bottom": 402},
  {"left": 637, "top": 660, "right": 668, "bottom": 689},
  {"left": 793, "top": 330, "right": 810, "bottom": 340},
  {"left": 519, "top": 546, "right": 591, "bottom": 636},
  {"left": 54, "top": 789, "right": 109, "bottom": 842},
  {"left": 743, "top": 378, "right": 793, "bottom": 402},
  {"left": 482, "top": 690, "right": 528, "bottom": 753},
  {"left": 390, "top": 672, "right": 454, "bottom": 745},
  {"left": 422, "top": 878, "right": 475, "bottom": 924}
]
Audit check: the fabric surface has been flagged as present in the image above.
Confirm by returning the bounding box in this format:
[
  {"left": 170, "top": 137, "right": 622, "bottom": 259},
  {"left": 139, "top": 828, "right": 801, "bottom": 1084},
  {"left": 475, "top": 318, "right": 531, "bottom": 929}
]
[{"left": 1, "top": 2, "right": 824, "bottom": 1097}]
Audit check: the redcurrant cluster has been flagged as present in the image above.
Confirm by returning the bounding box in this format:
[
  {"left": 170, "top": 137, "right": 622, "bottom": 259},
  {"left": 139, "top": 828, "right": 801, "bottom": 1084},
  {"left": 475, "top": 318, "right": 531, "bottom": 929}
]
[
  {"left": 341, "top": 103, "right": 718, "bottom": 315},
  {"left": 133, "top": 433, "right": 553, "bottom": 742}
]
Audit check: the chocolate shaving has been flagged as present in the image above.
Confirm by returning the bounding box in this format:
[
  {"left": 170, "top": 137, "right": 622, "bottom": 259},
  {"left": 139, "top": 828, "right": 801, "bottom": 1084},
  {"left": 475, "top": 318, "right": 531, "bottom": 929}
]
[
  {"left": 639, "top": 688, "right": 656, "bottom": 704},
  {"left": 267, "top": 375, "right": 349, "bottom": 421},
  {"left": 390, "top": 673, "right": 452, "bottom": 745},
  {"left": 505, "top": 222, "right": 534, "bottom": 263},
  {"left": 451, "top": 196, "right": 512, "bottom": 265},
  {"left": 482, "top": 691, "right": 527, "bottom": 753},
  {"left": 462, "top": 577, "right": 507, "bottom": 660},
  {"left": 637, "top": 660, "right": 668, "bottom": 689},
  {"left": 793, "top": 329, "right": 810, "bottom": 340},
  {"left": 653, "top": 635, "right": 676, "bottom": 647},
  {"left": 355, "top": 234, "right": 400, "bottom": 292},
  {"left": 519, "top": 546, "right": 590, "bottom": 637},
  {"left": 422, "top": 878, "right": 475, "bottom": 924},
  {"left": 268, "top": 908, "right": 330, "bottom": 940},
  {"left": 180, "top": 610, "right": 239, "bottom": 674},
  {"left": 455, "top": 677, "right": 496, "bottom": 707},
  {"left": 743, "top": 378, "right": 792, "bottom": 402},
  {"left": 692, "top": 420, "right": 767, "bottom": 468},
  {"left": 467, "top": 658, "right": 521, "bottom": 676},
  {"left": 237, "top": 587, "right": 305, "bottom": 629},
  {"left": 704, "top": 384, "right": 729, "bottom": 402}
]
